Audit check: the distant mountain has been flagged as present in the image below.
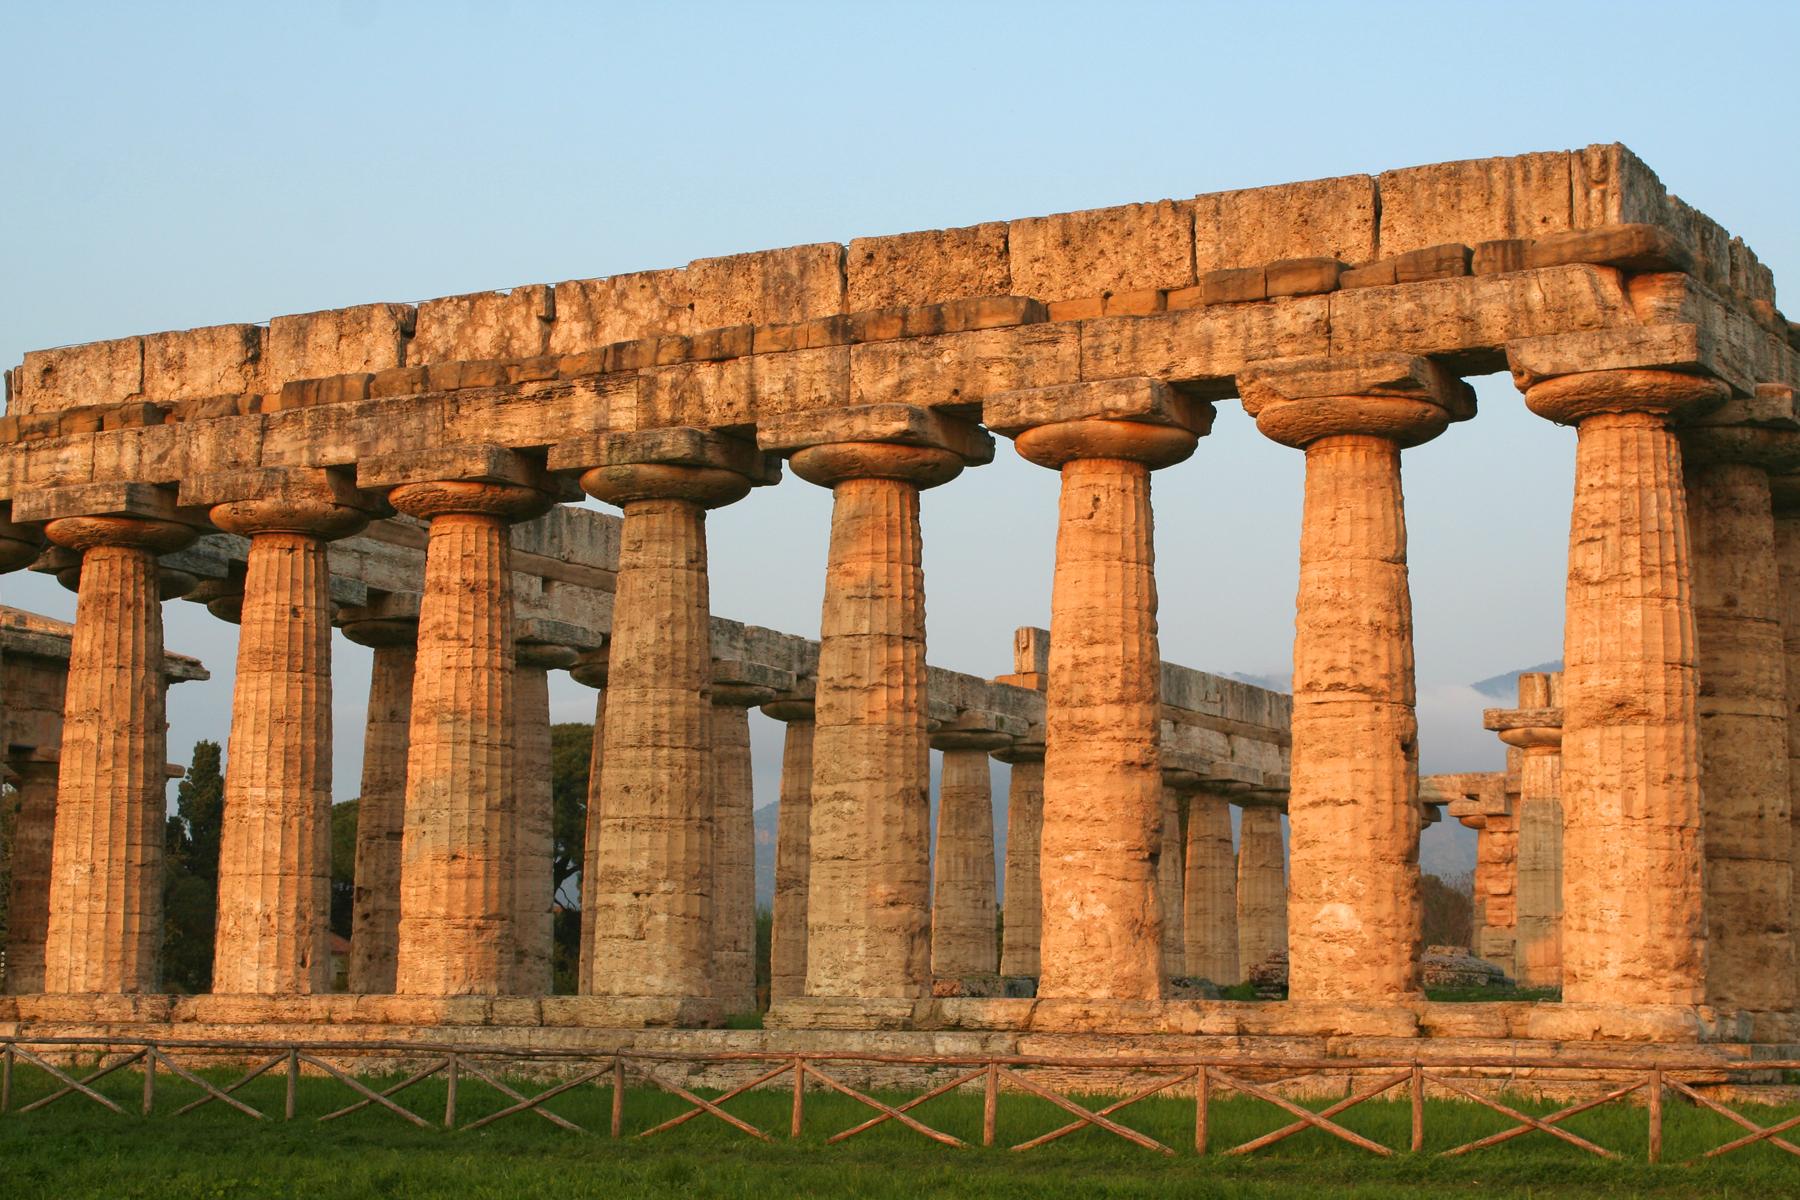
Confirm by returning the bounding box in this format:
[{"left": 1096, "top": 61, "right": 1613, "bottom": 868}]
[{"left": 1470, "top": 661, "right": 1563, "bottom": 701}]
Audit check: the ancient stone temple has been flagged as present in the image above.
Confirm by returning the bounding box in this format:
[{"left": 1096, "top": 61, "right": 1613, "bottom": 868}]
[{"left": 1, "top": 143, "right": 1797, "bottom": 1061}]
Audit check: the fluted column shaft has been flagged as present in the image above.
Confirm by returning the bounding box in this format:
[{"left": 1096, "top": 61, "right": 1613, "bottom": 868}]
[
  {"left": 210, "top": 530, "right": 337, "bottom": 993},
  {"left": 1514, "top": 747, "right": 1563, "bottom": 988},
  {"left": 807, "top": 474, "right": 933, "bottom": 997},
  {"left": 709, "top": 697, "right": 758, "bottom": 1013},
  {"left": 1777, "top": 500, "right": 1800, "bottom": 1007},
  {"left": 589, "top": 498, "right": 716, "bottom": 1000},
  {"left": 392, "top": 482, "right": 543, "bottom": 996},
  {"left": 1184, "top": 790, "right": 1239, "bottom": 985},
  {"left": 1686, "top": 455, "right": 1794, "bottom": 1010},
  {"left": 998, "top": 753, "right": 1044, "bottom": 979},
  {"left": 347, "top": 635, "right": 415, "bottom": 994},
  {"left": 932, "top": 744, "right": 1000, "bottom": 980},
  {"left": 42, "top": 515, "right": 192, "bottom": 992},
  {"left": 576, "top": 681, "right": 606, "bottom": 994},
  {"left": 1515, "top": 359, "right": 1732, "bottom": 1007},
  {"left": 4, "top": 760, "right": 59, "bottom": 993},
  {"left": 1156, "top": 786, "right": 1185, "bottom": 981},
  {"left": 1285, "top": 435, "right": 1422, "bottom": 998},
  {"left": 767, "top": 705, "right": 815, "bottom": 1003},
  {"left": 1236, "top": 807, "right": 1287, "bottom": 976},
  {"left": 1037, "top": 454, "right": 1167, "bottom": 1000},
  {"left": 510, "top": 657, "right": 557, "bottom": 995}
]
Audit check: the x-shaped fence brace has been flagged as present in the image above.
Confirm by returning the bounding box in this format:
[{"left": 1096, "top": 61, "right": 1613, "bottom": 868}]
[{"left": 8, "top": 1038, "right": 1800, "bottom": 1164}]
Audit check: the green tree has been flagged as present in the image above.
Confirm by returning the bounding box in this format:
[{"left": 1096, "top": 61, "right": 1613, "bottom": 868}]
[
  {"left": 1421, "top": 871, "right": 1474, "bottom": 949},
  {"left": 549, "top": 722, "right": 593, "bottom": 993},
  {"left": 330, "top": 799, "right": 359, "bottom": 941},
  {"left": 162, "top": 739, "right": 225, "bottom": 993}
]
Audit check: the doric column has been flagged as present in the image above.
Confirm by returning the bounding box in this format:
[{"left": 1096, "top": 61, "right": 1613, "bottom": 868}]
[
  {"left": 1236, "top": 803, "right": 1288, "bottom": 979},
  {"left": 360, "top": 448, "right": 556, "bottom": 995},
  {"left": 30, "top": 491, "right": 196, "bottom": 992},
  {"left": 1443, "top": 774, "right": 1517, "bottom": 972},
  {"left": 512, "top": 631, "right": 579, "bottom": 996},
  {"left": 1679, "top": 404, "right": 1799, "bottom": 1011},
  {"left": 709, "top": 660, "right": 788, "bottom": 1014},
  {"left": 1238, "top": 353, "right": 1472, "bottom": 1001},
  {"left": 341, "top": 605, "right": 418, "bottom": 994},
  {"left": 551, "top": 430, "right": 777, "bottom": 1015},
  {"left": 1507, "top": 330, "right": 1730, "bottom": 1006},
  {"left": 1155, "top": 779, "right": 1187, "bottom": 982},
  {"left": 1184, "top": 785, "right": 1240, "bottom": 985},
  {"left": 986, "top": 378, "right": 1211, "bottom": 1003},
  {"left": 1775, "top": 471, "right": 1800, "bottom": 1006},
  {"left": 930, "top": 719, "right": 1011, "bottom": 985},
  {"left": 758, "top": 406, "right": 991, "bottom": 1005},
  {"left": 995, "top": 734, "right": 1045, "bottom": 980},
  {"left": 762, "top": 690, "right": 816, "bottom": 1004},
  {"left": 569, "top": 646, "right": 607, "bottom": 995},
  {"left": 185, "top": 469, "right": 375, "bottom": 994},
  {"left": 3, "top": 757, "right": 60, "bottom": 993},
  {"left": 1485, "top": 673, "right": 1564, "bottom": 989}
]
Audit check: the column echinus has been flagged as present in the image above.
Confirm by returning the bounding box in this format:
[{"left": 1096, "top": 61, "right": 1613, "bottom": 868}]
[
  {"left": 513, "top": 624, "right": 583, "bottom": 996},
  {"left": 1484, "top": 672, "right": 1564, "bottom": 989},
  {"left": 762, "top": 686, "right": 817, "bottom": 1004},
  {"left": 930, "top": 715, "right": 1012, "bottom": 988},
  {"left": 14, "top": 483, "right": 197, "bottom": 991},
  {"left": 711, "top": 657, "right": 794, "bottom": 1015},
  {"left": 756, "top": 405, "right": 992, "bottom": 1013},
  {"left": 569, "top": 644, "right": 607, "bottom": 995},
  {"left": 339, "top": 596, "right": 420, "bottom": 994},
  {"left": 1238, "top": 353, "right": 1475, "bottom": 1001},
  {"left": 181, "top": 469, "right": 378, "bottom": 993},
  {"left": 357, "top": 447, "right": 559, "bottom": 996},
  {"left": 1678, "top": 387, "right": 1799, "bottom": 1012},
  {"left": 549, "top": 429, "right": 778, "bottom": 1021},
  {"left": 1505, "top": 328, "right": 1731, "bottom": 1008},
  {"left": 984, "top": 378, "right": 1211, "bottom": 1002}
]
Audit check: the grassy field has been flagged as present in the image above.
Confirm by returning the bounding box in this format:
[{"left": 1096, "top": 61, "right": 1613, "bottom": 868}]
[{"left": 2, "top": 1059, "right": 1798, "bottom": 1198}]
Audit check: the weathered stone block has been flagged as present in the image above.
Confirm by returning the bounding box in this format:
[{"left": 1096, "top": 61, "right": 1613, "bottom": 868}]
[
  {"left": 1078, "top": 296, "right": 1330, "bottom": 390},
  {"left": 410, "top": 285, "right": 554, "bottom": 364},
  {"left": 1473, "top": 239, "right": 1532, "bottom": 275},
  {"left": 1265, "top": 258, "right": 1342, "bottom": 298},
  {"left": 1378, "top": 151, "right": 1574, "bottom": 257},
  {"left": 848, "top": 222, "right": 1009, "bottom": 310},
  {"left": 1573, "top": 143, "right": 1670, "bottom": 228},
  {"left": 849, "top": 325, "right": 1079, "bottom": 407},
  {"left": 984, "top": 377, "right": 1207, "bottom": 434},
  {"left": 1194, "top": 174, "right": 1378, "bottom": 272},
  {"left": 757, "top": 403, "right": 993, "bottom": 461},
  {"left": 549, "top": 268, "right": 693, "bottom": 353},
  {"left": 266, "top": 303, "right": 413, "bottom": 388},
  {"left": 1664, "top": 195, "right": 1733, "bottom": 291},
  {"left": 1527, "top": 224, "right": 1691, "bottom": 273},
  {"left": 1008, "top": 199, "right": 1194, "bottom": 300},
  {"left": 688, "top": 243, "right": 846, "bottom": 329},
  {"left": 15, "top": 337, "right": 143, "bottom": 415},
  {"left": 1392, "top": 243, "right": 1471, "bottom": 284},
  {"left": 143, "top": 325, "right": 263, "bottom": 402},
  {"left": 749, "top": 345, "right": 850, "bottom": 416},
  {"left": 638, "top": 357, "right": 753, "bottom": 429},
  {"left": 1338, "top": 259, "right": 1397, "bottom": 290},
  {"left": 1200, "top": 267, "right": 1266, "bottom": 305}
]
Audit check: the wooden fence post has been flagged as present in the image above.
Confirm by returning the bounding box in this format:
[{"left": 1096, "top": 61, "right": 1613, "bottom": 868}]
[
  {"left": 1410, "top": 1066, "right": 1424, "bottom": 1153},
  {"left": 1647, "top": 1069, "right": 1662, "bottom": 1164},
  {"left": 1194, "top": 1067, "right": 1209, "bottom": 1155},
  {"left": 4, "top": 1043, "right": 15, "bottom": 1113},
  {"left": 142, "top": 1049, "right": 156, "bottom": 1116},
  {"left": 445, "top": 1054, "right": 459, "bottom": 1129},
  {"left": 285, "top": 1048, "right": 299, "bottom": 1121},
  {"left": 982, "top": 1061, "right": 998, "bottom": 1147},
  {"left": 791, "top": 1057, "right": 805, "bottom": 1139},
  {"left": 610, "top": 1056, "right": 624, "bottom": 1138}
]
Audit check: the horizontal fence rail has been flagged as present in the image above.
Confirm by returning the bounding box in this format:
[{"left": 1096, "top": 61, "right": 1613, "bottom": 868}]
[{"left": 2, "top": 1035, "right": 1799, "bottom": 1165}]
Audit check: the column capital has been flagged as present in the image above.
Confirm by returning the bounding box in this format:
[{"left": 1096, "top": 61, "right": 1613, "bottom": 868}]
[
  {"left": 339, "top": 593, "right": 421, "bottom": 648},
  {"left": 711, "top": 657, "right": 795, "bottom": 708},
  {"left": 181, "top": 467, "right": 384, "bottom": 539},
  {"left": 758, "top": 404, "right": 991, "bottom": 489},
  {"left": 985, "top": 378, "right": 1211, "bottom": 469},
  {"left": 1507, "top": 327, "right": 1733, "bottom": 425},
  {"left": 1238, "top": 352, "right": 1474, "bottom": 449},
  {"left": 17, "top": 483, "right": 197, "bottom": 556},
  {"left": 551, "top": 427, "right": 779, "bottom": 508},
  {"left": 1485, "top": 667, "right": 1565, "bottom": 754},
  {"left": 929, "top": 710, "right": 1016, "bottom": 755},
  {"left": 0, "top": 502, "right": 45, "bottom": 573},
  {"left": 359, "top": 445, "right": 562, "bottom": 522},
  {"left": 760, "top": 686, "right": 816, "bottom": 724},
  {"left": 1678, "top": 384, "right": 1800, "bottom": 471},
  {"left": 517, "top": 616, "right": 596, "bottom": 671},
  {"left": 569, "top": 643, "right": 609, "bottom": 689}
]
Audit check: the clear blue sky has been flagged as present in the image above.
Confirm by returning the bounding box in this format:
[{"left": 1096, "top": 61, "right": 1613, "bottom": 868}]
[{"left": 4, "top": 1, "right": 1796, "bottom": 874}]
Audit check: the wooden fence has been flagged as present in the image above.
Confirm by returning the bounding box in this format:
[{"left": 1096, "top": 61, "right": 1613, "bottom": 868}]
[{"left": 2, "top": 1035, "right": 1797, "bottom": 1165}]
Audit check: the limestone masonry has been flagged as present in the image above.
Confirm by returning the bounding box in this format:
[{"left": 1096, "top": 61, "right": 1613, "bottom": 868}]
[{"left": 3, "top": 144, "right": 1799, "bottom": 1057}]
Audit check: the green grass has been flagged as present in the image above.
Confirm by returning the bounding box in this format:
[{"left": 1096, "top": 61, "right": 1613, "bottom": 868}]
[{"left": 2, "top": 1060, "right": 1797, "bottom": 1198}]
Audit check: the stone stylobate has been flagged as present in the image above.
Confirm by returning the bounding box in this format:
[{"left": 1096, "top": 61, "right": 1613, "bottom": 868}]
[
  {"left": 550, "top": 428, "right": 779, "bottom": 1019},
  {"left": 182, "top": 468, "right": 380, "bottom": 995},
  {"left": 1239, "top": 352, "right": 1475, "bottom": 1002},
  {"left": 1508, "top": 327, "right": 1731, "bottom": 1008},
  {"left": 986, "top": 377, "right": 1212, "bottom": 1003},
  {"left": 13, "top": 483, "right": 199, "bottom": 992},
  {"left": 360, "top": 446, "right": 559, "bottom": 996},
  {"left": 758, "top": 405, "right": 991, "bottom": 1012}
]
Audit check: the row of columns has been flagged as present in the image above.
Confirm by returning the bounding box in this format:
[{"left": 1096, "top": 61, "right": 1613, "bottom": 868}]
[{"left": 10, "top": 338, "right": 1793, "bottom": 1016}]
